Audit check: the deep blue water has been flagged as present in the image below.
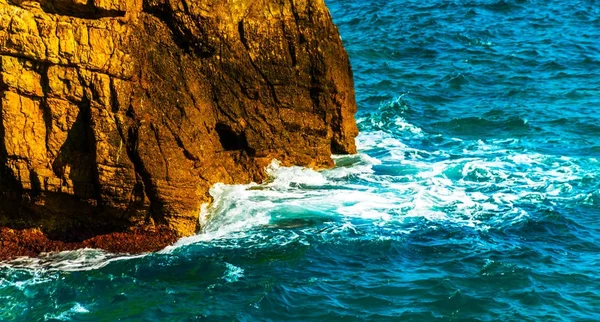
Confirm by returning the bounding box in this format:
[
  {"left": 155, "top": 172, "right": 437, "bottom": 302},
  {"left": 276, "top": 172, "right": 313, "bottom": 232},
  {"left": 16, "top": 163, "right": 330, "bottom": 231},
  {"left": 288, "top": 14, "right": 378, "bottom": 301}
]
[{"left": 2, "top": 0, "right": 600, "bottom": 320}]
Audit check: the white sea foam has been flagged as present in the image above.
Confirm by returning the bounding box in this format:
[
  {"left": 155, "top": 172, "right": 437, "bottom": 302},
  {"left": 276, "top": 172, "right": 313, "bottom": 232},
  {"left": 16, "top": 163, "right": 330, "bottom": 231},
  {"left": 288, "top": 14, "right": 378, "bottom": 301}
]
[
  {"left": 1, "top": 249, "right": 145, "bottom": 272},
  {"left": 356, "top": 130, "right": 408, "bottom": 150},
  {"left": 2, "top": 116, "right": 597, "bottom": 271},
  {"left": 223, "top": 263, "right": 244, "bottom": 283},
  {"left": 180, "top": 130, "right": 595, "bottom": 247},
  {"left": 43, "top": 303, "right": 89, "bottom": 321},
  {"left": 394, "top": 116, "right": 424, "bottom": 136}
]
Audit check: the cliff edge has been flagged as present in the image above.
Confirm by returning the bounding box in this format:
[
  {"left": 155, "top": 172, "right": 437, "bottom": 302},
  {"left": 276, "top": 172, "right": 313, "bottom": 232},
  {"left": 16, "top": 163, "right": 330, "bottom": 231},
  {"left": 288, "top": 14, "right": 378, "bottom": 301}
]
[{"left": 0, "top": 0, "right": 357, "bottom": 259}]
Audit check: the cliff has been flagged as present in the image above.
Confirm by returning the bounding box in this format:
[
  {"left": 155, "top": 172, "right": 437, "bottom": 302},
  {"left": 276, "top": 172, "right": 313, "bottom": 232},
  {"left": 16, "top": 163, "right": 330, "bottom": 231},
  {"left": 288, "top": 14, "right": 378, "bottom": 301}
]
[{"left": 0, "top": 0, "right": 357, "bottom": 259}]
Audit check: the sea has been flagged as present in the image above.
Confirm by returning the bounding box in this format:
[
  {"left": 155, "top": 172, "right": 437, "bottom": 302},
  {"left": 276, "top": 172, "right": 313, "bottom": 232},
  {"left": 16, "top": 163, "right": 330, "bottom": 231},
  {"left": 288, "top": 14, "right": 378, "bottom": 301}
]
[{"left": 1, "top": 0, "right": 599, "bottom": 320}]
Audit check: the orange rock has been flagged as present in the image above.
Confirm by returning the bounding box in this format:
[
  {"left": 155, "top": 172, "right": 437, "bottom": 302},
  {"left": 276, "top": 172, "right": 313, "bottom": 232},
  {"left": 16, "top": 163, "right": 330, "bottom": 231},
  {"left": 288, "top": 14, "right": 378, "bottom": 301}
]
[{"left": 0, "top": 0, "right": 358, "bottom": 259}]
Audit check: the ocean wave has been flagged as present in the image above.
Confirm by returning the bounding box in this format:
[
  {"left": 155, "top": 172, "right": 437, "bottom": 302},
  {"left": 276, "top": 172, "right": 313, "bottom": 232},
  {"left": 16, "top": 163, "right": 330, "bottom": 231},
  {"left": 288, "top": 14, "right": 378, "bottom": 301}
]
[
  {"left": 482, "top": 0, "right": 525, "bottom": 13},
  {"left": 171, "top": 125, "right": 596, "bottom": 251},
  {"left": 2, "top": 111, "right": 597, "bottom": 274},
  {"left": 1, "top": 0, "right": 599, "bottom": 319},
  {"left": 432, "top": 116, "right": 532, "bottom": 138}
]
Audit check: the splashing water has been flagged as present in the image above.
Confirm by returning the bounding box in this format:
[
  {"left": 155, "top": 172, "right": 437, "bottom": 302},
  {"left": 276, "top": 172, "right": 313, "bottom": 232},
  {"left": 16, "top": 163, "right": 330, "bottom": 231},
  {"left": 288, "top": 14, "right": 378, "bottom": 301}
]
[{"left": 2, "top": 0, "right": 600, "bottom": 320}]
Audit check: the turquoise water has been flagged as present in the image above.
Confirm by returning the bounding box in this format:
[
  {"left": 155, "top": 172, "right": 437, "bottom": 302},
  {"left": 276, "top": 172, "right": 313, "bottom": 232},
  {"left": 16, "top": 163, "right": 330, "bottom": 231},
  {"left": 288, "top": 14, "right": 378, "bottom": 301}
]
[{"left": 2, "top": 0, "right": 600, "bottom": 320}]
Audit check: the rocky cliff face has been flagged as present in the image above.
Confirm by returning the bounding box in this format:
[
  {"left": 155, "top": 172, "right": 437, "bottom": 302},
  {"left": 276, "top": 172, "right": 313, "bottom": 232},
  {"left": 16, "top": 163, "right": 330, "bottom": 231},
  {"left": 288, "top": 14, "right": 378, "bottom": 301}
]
[{"left": 0, "top": 0, "right": 357, "bottom": 256}]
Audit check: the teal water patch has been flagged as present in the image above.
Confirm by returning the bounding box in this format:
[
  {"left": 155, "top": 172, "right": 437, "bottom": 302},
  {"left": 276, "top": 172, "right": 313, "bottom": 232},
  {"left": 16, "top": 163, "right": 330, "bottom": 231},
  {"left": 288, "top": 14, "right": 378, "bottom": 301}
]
[{"left": 2, "top": 0, "right": 600, "bottom": 320}]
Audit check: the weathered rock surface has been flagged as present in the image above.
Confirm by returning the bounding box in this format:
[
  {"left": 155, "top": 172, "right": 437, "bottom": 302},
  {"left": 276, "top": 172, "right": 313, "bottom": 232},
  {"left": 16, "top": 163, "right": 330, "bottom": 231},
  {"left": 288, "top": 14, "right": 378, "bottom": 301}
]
[{"left": 0, "top": 0, "right": 357, "bottom": 257}]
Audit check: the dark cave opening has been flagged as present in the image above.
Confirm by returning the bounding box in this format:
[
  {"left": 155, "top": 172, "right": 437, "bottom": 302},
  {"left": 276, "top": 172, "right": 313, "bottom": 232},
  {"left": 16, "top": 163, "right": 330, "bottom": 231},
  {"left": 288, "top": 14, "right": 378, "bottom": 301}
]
[{"left": 215, "top": 123, "right": 251, "bottom": 153}]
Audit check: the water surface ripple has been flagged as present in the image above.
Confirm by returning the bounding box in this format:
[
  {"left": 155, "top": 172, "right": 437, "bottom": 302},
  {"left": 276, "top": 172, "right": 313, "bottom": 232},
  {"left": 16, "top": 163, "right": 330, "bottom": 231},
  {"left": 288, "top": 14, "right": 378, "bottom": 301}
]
[{"left": 2, "top": 0, "right": 600, "bottom": 320}]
